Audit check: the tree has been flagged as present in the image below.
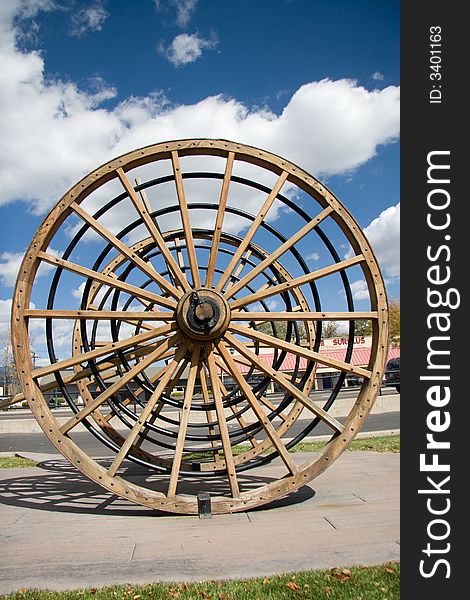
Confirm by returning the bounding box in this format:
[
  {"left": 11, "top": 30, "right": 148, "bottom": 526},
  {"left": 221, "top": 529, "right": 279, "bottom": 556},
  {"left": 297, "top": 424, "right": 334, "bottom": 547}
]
[
  {"left": 1, "top": 334, "right": 20, "bottom": 397},
  {"left": 258, "top": 320, "right": 307, "bottom": 340},
  {"left": 353, "top": 320, "right": 373, "bottom": 336},
  {"left": 389, "top": 298, "right": 400, "bottom": 348},
  {"left": 322, "top": 321, "right": 339, "bottom": 339}
]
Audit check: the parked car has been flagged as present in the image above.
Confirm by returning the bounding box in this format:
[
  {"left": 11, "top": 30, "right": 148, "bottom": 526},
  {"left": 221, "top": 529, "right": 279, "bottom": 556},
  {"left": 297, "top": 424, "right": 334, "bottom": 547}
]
[{"left": 384, "top": 357, "right": 400, "bottom": 392}]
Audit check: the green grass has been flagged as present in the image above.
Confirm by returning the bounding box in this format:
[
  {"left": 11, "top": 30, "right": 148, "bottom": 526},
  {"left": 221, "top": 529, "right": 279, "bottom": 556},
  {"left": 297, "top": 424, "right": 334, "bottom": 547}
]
[
  {"left": 0, "top": 456, "right": 37, "bottom": 468},
  {"left": 2, "top": 562, "right": 399, "bottom": 599},
  {"left": 1, "top": 436, "right": 399, "bottom": 469},
  {"left": 294, "top": 435, "right": 400, "bottom": 454},
  {"left": 183, "top": 435, "right": 400, "bottom": 461}
]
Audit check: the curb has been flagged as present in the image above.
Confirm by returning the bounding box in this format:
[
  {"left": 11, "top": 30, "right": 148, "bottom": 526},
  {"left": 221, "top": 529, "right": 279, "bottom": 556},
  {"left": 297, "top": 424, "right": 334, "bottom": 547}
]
[{"left": 0, "top": 394, "right": 400, "bottom": 434}]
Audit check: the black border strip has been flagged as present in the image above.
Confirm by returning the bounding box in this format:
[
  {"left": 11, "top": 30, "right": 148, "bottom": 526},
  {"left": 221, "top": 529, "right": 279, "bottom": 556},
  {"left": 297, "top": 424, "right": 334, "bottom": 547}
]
[{"left": 401, "top": 3, "right": 464, "bottom": 595}]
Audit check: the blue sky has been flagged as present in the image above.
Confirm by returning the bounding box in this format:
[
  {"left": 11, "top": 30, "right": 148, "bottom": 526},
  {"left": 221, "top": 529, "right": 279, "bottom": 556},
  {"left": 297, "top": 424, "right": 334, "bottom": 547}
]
[{"left": 0, "top": 0, "right": 399, "bottom": 362}]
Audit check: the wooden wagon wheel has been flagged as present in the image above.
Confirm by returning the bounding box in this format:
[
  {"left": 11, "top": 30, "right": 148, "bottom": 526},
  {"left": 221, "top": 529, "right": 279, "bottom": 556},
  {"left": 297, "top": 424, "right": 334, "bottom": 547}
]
[{"left": 12, "top": 139, "right": 388, "bottom": 514}]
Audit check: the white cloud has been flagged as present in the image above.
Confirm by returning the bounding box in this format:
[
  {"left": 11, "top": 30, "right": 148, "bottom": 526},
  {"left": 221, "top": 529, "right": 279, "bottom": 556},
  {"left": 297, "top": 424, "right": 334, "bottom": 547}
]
[
  {"left": 349, "top": 279, "right": 369, "bottom": 301},
  {"left": 362, "top": 203, "right": 400, "bottom": 279},
  {"left": 71, "top": 281, "right": 110, "bottom": 307},
  {"left": 173, "top": 0, "right": 198, "bottom": 28},
  {"left": 0, "top": 298, "right": 41, "bottom": 341},
  {"left": 69, "top": 2, "right": 109, "bottom": 38},
  {"left": 0, "top": 247, "right": 61, "bottom": 287},
  {"left": 0, "top": 2, "right": 399, "bottom": 224},
  {"left": 159, "top": 32, "right": 217, "bottom": 67},
  {"left": 306, "top": 252, "right": 320, "bottom": 261},
  {"left": 0, "top": 252, "right": 24, "bottom": 288},
  {"left": 337, "top": 278, "right": 369, "bottom": 303},
  {"left": 155, "top": 0, "right": 199, "bottom": 28},
  {"left": 372, "top": 71, "right": 384, "bottom": 81},
  {"left": 0, "top": 299, "right": 12, "bottom": 339}
]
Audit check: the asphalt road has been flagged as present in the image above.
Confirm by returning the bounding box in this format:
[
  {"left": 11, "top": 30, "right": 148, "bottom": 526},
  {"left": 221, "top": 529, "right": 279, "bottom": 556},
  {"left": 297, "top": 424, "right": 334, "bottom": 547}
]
[{"left": 0, "top": 410, "right": 399, "bottom": 456}]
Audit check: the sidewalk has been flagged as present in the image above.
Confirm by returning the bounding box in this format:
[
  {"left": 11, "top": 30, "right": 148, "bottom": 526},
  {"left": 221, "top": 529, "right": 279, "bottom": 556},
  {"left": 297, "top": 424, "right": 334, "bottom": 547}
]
[{"left": 0, "top": 450, "right": 399, "bottom": 595}]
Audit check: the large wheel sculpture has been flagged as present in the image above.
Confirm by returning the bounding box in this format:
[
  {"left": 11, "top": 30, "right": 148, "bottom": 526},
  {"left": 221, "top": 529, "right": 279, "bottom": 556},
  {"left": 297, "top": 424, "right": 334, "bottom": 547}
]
[{"left": 12, "top": 139, "right": 388, "bottom": 514}]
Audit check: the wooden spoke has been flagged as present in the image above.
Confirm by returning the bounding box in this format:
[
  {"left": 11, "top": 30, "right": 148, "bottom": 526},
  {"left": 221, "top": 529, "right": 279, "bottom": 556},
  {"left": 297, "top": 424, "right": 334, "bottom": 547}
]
[
  {"left": 213, "top": 354, "right": 290, "bottom": 422},
  {"left": 217, "top": 341, "right": 298, "bottom": 475},
  {"left": 108, "top": 354, "right": 187, "bottom": 451},
  {"left": 107, "top": 340, "right": 191, "bottom": 477},
  {"left": 135, "top": 176, "right": 181, "bottom": 290},
  {"left": 224, "top": 332, "right": 345, "bottom": 434},
  {"left": 210, "top": 361, "right": 260, "bottom": 448},
  {"left": 223, "top": 391, "right": 259, "bottom": 448},
  {"left": 205, "top": 345, "right": 240, "bottom": 497},
  {"left": 198, "top": 366, "right": 223, "bottom": 460},
  {"left": 116, "top": 167, "right": 190, "bottom": 292},
  {"left": 32, "top": 323, "right": 176, "bottom": 380},
  {"left": 171, "top": 151, "right": 201, "bottom": 287},
  {"left": 226, "top": 249, "right": 252, "bottom": 291},
  {"left": 23, "top": 309, "right": 175, "bottom": 321},
  {"left": 226, "top": 206, "right": 333, "bottom": 299},
  {"left": 67, "top": 347, "right": 161, "bottom": 398},
  {"left": 37, "top": 251, "right": 177, "bottom": 310},
  {"left": 60, "top": 332, "right": 183, "bottom": 435},
  {"left": 135, "top": 177, "right": 154, "bottom": 218},
  {"left": 132, "top": 410, "right": 159, "bottom": 450},
  {"left": 103, "top": 351, "right": 185, "bottom": 426},
  {"left": 0, "top": 394, "right": 23, "bottom": 409},
  {"left": 89, "top": 302, "right": 169, "bottom": 330},
  {"left": 173, "top": 237, "right": 185, "bottom": 269},
  {"left": 216, "top": 170, "right": 289, "bottom": 292},
  {"left": 205, "top": 152, "right": 235, "bottom": 287},
  {"left": 231, "top": 311, "right": 378, "bottom": 322},
  {"left": 71, "top": 202, "right": 181, "bottom": 300},
  {"left": 229, "top": 255, "right": 366, "bottom": 310},
  {"left": 167, "top": 344, "right": 201, "bottom": 496},
  {"left": 229, "top": 322, "right": 372, "bottom": 379},
  {"left": 212, "top": 344, "right": 293, "bottom": 384},
  {"left": 29, "top": 343, "right": 169, "bottom": 412}
]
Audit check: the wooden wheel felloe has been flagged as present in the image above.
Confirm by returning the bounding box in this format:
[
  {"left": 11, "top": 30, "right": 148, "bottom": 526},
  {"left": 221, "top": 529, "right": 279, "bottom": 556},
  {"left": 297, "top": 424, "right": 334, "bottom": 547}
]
[{"left": 12, "top": 139, "right": 389, "bottom": 514}]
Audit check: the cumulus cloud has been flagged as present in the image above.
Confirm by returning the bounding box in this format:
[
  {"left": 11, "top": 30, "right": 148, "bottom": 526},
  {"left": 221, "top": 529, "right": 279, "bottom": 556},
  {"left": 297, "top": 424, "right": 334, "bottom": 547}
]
[
  {"left": 155, "top": 0, "right": 199, "bottom": 28},
  {"left": 343, "top": 203, "right": 399, "bottom": 283},
  {"left": 0, "top": 299, "right": 12, "bottom": 339},
  {"left": 173, "top": 0, "right": 198, "bottom": 28},
  {"left": 0, "top": 252, "right": 24, "bottom": 288},
  {"left": 71, "top": 281, "right": 110, "bottom": 306},
  {"left": 349, "top": 279, "right": 370, "bottom": 301},
  {"left": 159, "top": 32, "right": 218, "bottom": 66},
  {"left": 0, "top": 1, "right": 400, "bottom": 367},
  {"left": 0, "top": 248, "right": 61, "bottom": 287},
  {"left": 69, "top": 1, "right": 109, "bottom": 37},
  {"left": 0, "top": 298, "right": 41, "bottom": 342},
  {"left": 372, "top": 71, "right": 384, "bottom": 81},
  {"left": 362, "top": 203, "right": 400, "bottom": 279},
  {"left": 0, "top": 2, "right": 399, "bottom": 228},
  {"left": 306, "top": 252, "right": 320, "bottom": 261},
  {"left": 337, "top": 279, "right": 370, "bottom": 304}
]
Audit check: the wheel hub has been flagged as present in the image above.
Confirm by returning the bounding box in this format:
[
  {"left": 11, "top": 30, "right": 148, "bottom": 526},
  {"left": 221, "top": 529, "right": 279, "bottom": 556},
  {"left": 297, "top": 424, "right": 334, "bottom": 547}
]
[{"left": 176, "top": 287, "right": 231, "bottom": 341}]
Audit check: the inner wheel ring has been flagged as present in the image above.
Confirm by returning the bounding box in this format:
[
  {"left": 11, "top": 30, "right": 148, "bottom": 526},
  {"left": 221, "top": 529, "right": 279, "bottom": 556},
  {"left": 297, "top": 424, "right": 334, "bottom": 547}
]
[{"left": 12, "top": 138, "right": 389, "bottom": 514}]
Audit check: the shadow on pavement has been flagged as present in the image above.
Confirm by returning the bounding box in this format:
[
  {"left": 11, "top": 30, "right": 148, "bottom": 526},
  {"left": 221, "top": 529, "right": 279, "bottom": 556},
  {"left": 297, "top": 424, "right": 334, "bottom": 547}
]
[{"left": 0, "top": 458, "right": 315, "bottom": 516}]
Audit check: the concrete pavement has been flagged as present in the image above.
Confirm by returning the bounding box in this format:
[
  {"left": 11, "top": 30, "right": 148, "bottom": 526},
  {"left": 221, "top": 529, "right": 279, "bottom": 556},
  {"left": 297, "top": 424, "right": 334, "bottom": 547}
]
[{"left": 0, "top": 450, "right": 399, "bottom": 595}]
